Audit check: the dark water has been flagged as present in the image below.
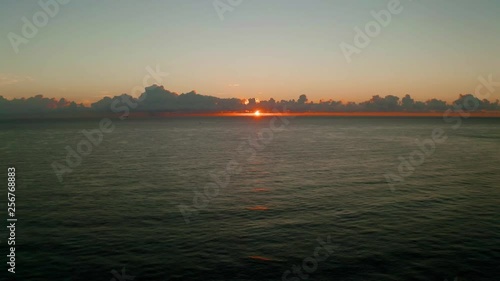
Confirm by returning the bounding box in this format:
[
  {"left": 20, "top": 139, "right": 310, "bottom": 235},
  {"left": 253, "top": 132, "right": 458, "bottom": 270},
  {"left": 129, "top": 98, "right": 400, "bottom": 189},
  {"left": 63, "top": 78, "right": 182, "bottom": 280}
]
[{"left": 1, "top": 117, "right": 499, "bottom": 281}]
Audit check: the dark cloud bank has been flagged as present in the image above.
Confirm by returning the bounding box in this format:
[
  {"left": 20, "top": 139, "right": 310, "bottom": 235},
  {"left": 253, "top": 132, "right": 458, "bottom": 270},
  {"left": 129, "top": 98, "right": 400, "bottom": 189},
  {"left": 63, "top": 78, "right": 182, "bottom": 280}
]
[{"left": 1, "top": 85, "right": 499, "bottom": 118}]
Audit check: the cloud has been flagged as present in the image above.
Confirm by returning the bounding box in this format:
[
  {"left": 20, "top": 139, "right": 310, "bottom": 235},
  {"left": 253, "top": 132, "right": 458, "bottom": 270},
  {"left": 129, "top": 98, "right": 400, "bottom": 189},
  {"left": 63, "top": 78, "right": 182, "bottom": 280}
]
[
  {"left": 0, "top": 94, "right": 84, "bottom": 115},
  {"left": 227, "top": 83, "right": 240, "bottom": 87},
  {"left": 0, "top": 74, "right": 34, "bottom": 86},
  {"left": 1, "top": 84, "right": 499, "bottom": 117}
]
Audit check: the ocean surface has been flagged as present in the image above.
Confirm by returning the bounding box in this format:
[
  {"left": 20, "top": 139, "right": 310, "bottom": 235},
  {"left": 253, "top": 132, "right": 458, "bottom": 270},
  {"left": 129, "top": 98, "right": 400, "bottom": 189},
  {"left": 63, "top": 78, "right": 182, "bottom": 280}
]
[{"left": 0, "top": 117, "right": 499, "bottom": 281}]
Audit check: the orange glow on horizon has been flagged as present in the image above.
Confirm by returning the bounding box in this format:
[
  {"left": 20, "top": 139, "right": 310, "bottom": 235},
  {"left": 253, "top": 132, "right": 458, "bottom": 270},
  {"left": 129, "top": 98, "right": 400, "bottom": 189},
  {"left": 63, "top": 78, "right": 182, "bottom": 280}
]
[
  {"left": 254, "top": 110, "right": 261, "bottom": 117},
  {"left": 156, "top": 111, "right": 500, "bottom": 118},
  {"left": 50, "top": 111, "right": 500, "bottom": 120}
]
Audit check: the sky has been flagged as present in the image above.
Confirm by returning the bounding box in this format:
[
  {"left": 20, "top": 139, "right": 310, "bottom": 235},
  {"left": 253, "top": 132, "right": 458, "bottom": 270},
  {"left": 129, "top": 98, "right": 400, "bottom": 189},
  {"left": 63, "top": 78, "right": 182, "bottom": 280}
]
[{"left": 1, "top": 0, "right": 499, "bottom": 104}]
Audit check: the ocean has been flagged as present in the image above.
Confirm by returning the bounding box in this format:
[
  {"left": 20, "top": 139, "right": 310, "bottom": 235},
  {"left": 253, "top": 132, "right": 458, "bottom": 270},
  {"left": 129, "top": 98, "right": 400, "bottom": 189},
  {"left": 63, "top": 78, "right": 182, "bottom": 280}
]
[{"left": 1, "top": 117, "right": 499, "bottom": 281}]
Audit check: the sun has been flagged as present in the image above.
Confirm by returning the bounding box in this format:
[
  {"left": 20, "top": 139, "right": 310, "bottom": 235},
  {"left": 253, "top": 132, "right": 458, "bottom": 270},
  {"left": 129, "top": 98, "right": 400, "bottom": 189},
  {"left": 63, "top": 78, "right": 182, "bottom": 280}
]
[{"left": 254, "top": 110, "right": 261, "bottom": 117}]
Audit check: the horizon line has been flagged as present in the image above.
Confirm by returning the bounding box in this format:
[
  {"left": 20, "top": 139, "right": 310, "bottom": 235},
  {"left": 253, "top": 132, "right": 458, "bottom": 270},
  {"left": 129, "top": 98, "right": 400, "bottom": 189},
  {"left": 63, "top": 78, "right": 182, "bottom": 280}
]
[{"left": 2, "top": 111, "right": 500, "bottom": 121}]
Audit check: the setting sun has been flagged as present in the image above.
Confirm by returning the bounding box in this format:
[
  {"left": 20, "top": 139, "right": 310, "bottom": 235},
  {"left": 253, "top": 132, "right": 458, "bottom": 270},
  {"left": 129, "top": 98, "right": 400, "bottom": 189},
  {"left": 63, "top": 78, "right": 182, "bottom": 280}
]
[{"left": 254, "top": 110, "right": 261, "bottom": 117}]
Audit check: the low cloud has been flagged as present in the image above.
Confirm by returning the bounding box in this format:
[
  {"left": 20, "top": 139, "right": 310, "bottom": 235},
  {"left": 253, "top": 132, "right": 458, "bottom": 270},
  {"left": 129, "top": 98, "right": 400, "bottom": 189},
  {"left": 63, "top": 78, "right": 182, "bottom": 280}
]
[{"left": 1, "top": 84, "right": 499, "bottom": 117}]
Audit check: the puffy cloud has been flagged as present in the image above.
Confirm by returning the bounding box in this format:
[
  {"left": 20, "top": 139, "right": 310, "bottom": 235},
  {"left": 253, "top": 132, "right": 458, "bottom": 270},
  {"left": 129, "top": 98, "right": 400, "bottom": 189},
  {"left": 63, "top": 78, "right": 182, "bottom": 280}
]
[
  {"left": 0, "top": 94, "right": 84, "bottom": 115},
  {"left": 1, "top": 85, "right": 500, "bottom": 117}
]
